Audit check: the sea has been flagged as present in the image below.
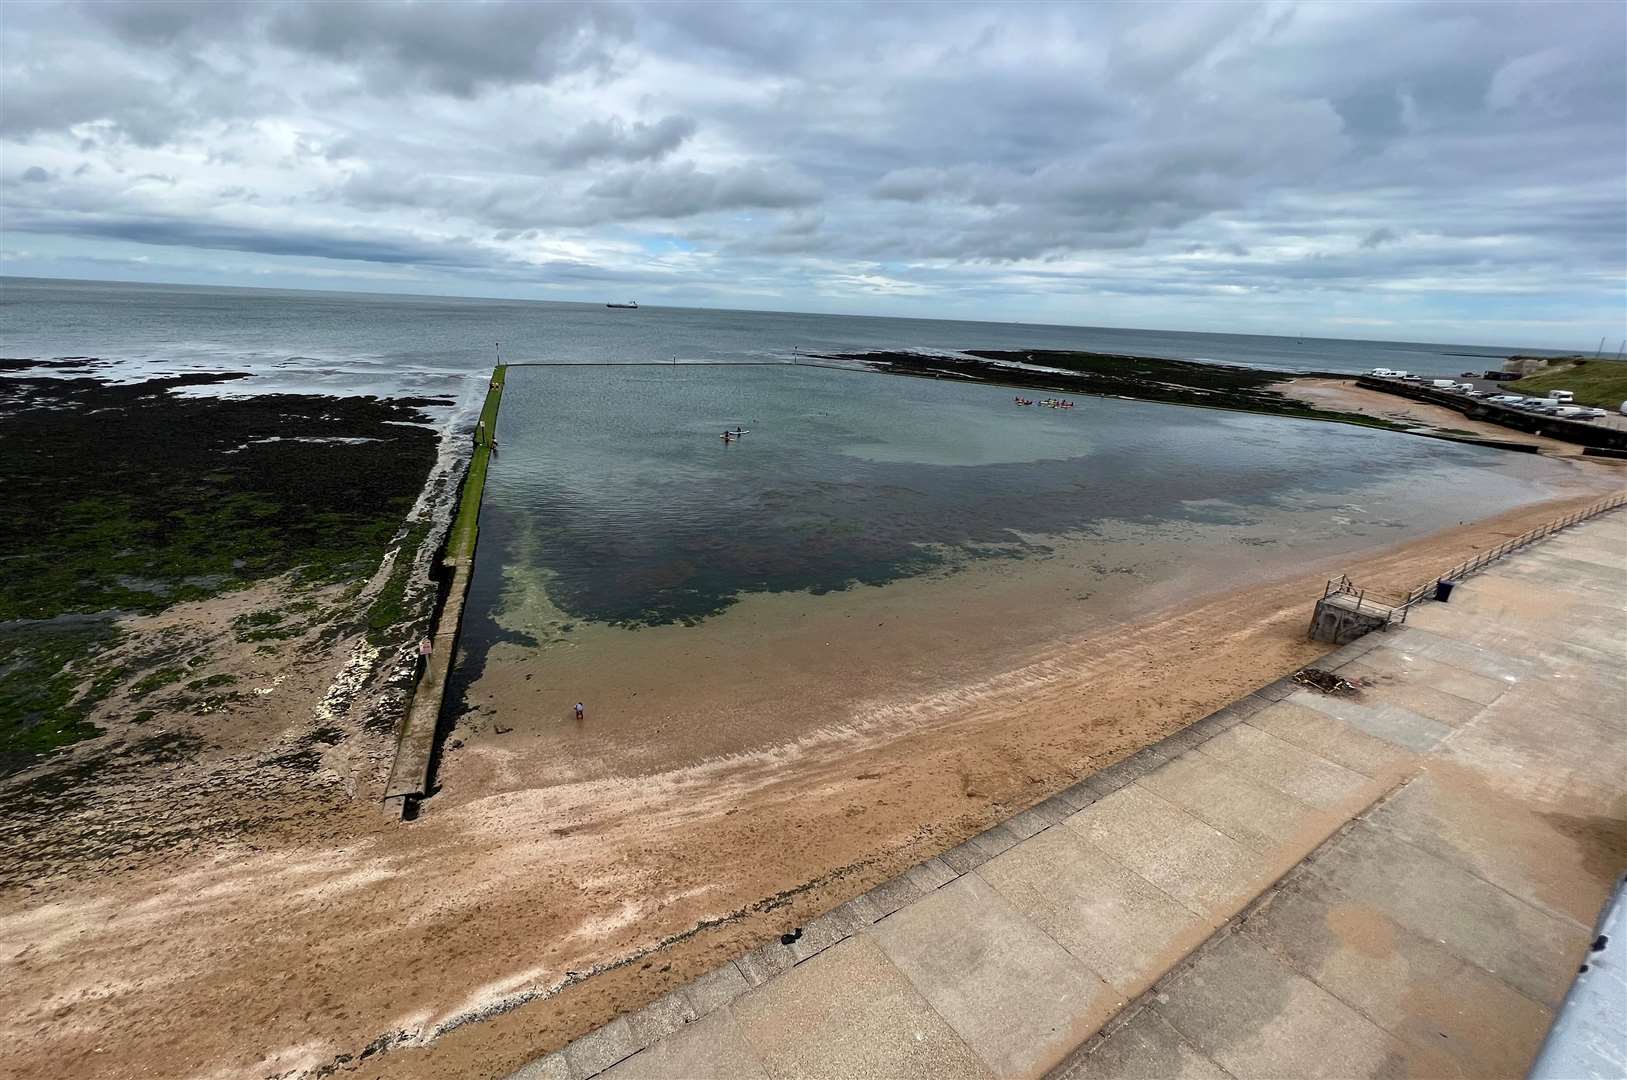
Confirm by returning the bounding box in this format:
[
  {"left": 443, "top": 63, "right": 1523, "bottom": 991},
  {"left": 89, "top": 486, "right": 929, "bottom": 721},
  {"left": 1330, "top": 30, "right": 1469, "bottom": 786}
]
[{"left": 0, "top": 275, "right": 1576, "bottom": 425}]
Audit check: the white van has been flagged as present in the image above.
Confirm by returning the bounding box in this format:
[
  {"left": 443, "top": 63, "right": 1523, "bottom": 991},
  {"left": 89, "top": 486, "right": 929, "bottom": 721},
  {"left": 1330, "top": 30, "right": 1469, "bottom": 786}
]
[
  {"left": 1368, "top": 368, "right": 1399, "bottom": 377},
  {"left": 1430, "top": 379, "right": 1457, "bottom": 389},
  {"left": 1545, "top": 390, "right": 1575, "bottom": 403}
]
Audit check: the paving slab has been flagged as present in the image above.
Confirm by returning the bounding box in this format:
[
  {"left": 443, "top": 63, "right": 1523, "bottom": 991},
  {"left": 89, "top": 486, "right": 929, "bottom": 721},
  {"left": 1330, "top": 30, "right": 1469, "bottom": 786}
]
[
  {"left": 734, "top": 939, "right": 796, "bottom": 989},
  {"left": 940, "top": 838, "right": 991, "bottom": 874},
  {"left": 787, "top": 900, "right": 869, "bottom": 963},
  {"left": 1054, "top": 1007, "right": 1231, "bottom": 1080},
  {"left": 1323, "top": 665, "right": 1487, "bottom": 726},
  {"left": 1151, "top": 931, "right": 1451, "bottom": 1080},
  {"left": 1053, "top": 779, "right": 1101, "bottom": 812},
  {"left": 869, "top": 872, "right": 1114, "bottom": 1077},
  {"left": 1194, "top": 721, "right": 1375, "bottom": 810},
  {"left": 858, "top": 873, "right": 925, "bottom": 921},
  {"left": 1438, "top": 697, "right": 1625, "bottom": 815},
  {"left": 1136, "top": 749, "right": 1339, "bottom": 854},
  {"left": 1301, "top": 819, "right": 1588, "bottom": 1007},
  {"left": 976, "top": 824, "right": 1207, "bottom": 995},
  {"left": 1344, "top": 647, "right": 1509, "bottom": 706},
  {"left": 601, "top": 1009, "right": 769, "bottom": 1080},
  {"left": 1005, "top": 800, "right": 1068, "bottom": 839},
  {"left": 682, "top": 961, "right": 750, "bottom": 1015},
  {"left": 1243, "top": 874, "right": 1553, "bottom": 1079},
  {"left": 903, "top": 856, "right": 957, "bottom": 894},
  {"left": 1065, "top": 784, "right": 1271, "bottom": 915},
  {"left": 730, "top": 935, "right": 992, "bottom": 1080},
  {"left": 1281, "top": 689, "right": 1455, "bottom": 753},
  {"left": 1365, "top": 771, "right": 1613, "bottom": 927},
  {"left": 563, "top": 1017, "right": 638, "bottom": 1079},
  {"left": 968, "top": 822, "right": 1023, "bottom": 860},
  {"left": 1248, "top": 698, "right": 1420, "bottom": 776},
  {"left": 1379, "top": 625, "right": 1537, "bottom": 683},
  {"left": 505, "top": 1052, "right": 571, "bottom": 1080},
  {"left": 625, "top": 988, "right": 698, "bottom": 1047}
]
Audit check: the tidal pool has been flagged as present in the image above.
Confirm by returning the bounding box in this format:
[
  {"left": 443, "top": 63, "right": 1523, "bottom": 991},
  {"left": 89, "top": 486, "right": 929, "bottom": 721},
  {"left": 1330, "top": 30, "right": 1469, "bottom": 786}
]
[{"left": 446, "top": 363, "right": 1583, "bottom": 776}]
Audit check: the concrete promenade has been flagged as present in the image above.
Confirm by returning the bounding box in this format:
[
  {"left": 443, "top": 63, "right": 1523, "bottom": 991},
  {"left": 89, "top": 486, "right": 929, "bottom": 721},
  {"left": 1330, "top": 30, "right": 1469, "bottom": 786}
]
[{"left": 508, "top": 515, "right": 1625, "bottom": 1080}]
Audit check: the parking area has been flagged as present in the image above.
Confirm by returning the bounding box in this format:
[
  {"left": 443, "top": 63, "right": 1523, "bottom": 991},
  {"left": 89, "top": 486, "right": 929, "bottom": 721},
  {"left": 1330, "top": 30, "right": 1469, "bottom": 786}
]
[{"left": 1365, "top": 369, "right": 1624, "bottom": 428}]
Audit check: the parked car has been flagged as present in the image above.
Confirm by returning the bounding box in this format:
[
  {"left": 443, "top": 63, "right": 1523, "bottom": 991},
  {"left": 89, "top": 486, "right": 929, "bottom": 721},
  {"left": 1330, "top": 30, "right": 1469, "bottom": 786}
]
[{"left": 1488, "top": 395, "right": 1526, "bottom": 404}]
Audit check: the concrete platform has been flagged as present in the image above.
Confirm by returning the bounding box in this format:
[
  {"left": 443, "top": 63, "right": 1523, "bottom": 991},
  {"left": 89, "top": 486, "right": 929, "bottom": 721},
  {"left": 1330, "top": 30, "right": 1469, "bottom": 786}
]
[{"left": 505, "top": 513, "right": 1625, "bottom": 1080}]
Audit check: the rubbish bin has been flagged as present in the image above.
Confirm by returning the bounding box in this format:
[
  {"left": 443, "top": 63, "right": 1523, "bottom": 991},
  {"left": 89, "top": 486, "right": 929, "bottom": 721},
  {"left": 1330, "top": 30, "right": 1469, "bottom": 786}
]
[{"left": 1435, "top": 579, "right": 1458, "bottom": 602}]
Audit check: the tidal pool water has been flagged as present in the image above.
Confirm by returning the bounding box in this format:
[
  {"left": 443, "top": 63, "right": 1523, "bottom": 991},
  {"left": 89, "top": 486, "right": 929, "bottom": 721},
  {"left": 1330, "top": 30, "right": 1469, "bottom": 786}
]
[{"left": 452, "top": 362, "right": 1579, "bottom": 720}]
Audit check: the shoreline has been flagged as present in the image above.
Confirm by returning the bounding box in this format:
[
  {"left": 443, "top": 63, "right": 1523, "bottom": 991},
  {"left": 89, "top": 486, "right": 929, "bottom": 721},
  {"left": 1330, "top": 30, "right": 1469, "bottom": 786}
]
[
  {"left": 6, "top": 348, "right": 1624, "bottom": 1079},
  {"left": 5, "top": 485, "right": 1621, "bottom": 1080},
  {"left": 0, "top": 361, "right": 462, "bottom": 891}
]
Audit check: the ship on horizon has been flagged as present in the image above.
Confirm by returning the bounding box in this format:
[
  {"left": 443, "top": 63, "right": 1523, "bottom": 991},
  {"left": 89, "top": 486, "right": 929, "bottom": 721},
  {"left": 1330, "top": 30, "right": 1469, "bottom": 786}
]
[{"left": 606, "top": 299, "right": 639, "bottom": 309}]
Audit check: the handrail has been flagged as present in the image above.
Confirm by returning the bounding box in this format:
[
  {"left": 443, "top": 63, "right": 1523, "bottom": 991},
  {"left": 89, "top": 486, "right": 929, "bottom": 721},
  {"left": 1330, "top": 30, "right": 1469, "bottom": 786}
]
[{"left": 1320, "top": 493, "right": 1627, "bottom": 627}]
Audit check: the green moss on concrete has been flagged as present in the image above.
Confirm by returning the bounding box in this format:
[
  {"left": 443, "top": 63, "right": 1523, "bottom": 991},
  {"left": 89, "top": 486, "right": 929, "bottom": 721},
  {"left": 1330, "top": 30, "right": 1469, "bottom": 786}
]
[{"left": 449, "top": 365, "right": 507, "bottom": 561}]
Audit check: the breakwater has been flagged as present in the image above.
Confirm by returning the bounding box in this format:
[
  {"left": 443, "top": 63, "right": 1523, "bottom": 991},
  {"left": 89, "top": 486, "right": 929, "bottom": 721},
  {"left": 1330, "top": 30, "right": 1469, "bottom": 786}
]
[{"left": 384, "top": 365, "right": 506, "bottom": 817}]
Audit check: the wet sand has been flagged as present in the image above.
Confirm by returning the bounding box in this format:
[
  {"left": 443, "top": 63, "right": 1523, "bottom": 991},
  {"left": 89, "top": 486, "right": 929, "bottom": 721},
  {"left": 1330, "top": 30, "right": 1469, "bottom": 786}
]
[{"left": 3, "top": 481, "right": 1622, "bottom": 1080}]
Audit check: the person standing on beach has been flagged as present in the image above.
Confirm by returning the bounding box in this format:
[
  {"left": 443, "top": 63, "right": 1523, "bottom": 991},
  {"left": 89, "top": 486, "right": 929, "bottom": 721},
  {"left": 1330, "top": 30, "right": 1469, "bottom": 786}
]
[{"left": 574, "top": 702, "right": 585, "bottom": 721}]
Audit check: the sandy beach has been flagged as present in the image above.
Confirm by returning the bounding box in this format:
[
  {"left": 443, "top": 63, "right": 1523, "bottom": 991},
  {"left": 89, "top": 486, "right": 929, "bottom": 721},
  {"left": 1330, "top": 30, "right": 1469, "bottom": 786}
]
[{"left": 2, "top": 481, "right": 1620, "bottom": 1080}]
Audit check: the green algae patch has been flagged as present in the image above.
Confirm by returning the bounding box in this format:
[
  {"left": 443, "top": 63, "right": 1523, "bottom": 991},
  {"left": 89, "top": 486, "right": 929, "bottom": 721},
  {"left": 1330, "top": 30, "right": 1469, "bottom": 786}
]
[
  {"left": 449, "top": 364, "right": 507, "bottom": 561},
  {"left": 0, "top": 365, "right": 441, "bottom": 769},
  {"left": 0, "top": 621, "right": 120, "bottom": 774},
  {"left": 365, "top": 520, "right": 433, "bottom": 647}
]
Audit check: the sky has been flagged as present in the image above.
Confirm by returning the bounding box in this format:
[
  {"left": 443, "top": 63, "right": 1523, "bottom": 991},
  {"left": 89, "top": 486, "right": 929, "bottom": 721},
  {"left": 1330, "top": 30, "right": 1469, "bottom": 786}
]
[{"left": 1, "top": 0, "right": 1624, "bottom": 348}]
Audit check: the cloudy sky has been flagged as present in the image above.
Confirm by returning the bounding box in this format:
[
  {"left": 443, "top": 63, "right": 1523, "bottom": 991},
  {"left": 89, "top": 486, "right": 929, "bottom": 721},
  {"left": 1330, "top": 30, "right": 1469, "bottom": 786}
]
[{"left": 2, "top": 1, "right": 1623, "bottom": 345}]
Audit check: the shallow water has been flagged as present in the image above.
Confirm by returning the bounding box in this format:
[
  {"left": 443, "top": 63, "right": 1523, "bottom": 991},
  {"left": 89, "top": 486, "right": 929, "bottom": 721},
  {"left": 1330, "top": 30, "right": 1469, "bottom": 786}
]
[{"left": 455, "top": 363, "right": 1581, "bottom": 731}]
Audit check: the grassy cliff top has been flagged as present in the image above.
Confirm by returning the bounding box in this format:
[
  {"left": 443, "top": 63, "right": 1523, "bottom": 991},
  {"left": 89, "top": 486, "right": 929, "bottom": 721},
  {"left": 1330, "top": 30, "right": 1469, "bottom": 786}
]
[{"left": 1506, "top": 358, "right": 1627, "bottom": 408}]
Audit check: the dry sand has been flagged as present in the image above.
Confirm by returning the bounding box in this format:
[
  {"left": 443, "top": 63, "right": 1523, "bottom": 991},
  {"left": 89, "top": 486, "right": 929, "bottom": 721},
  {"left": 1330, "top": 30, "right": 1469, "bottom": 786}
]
[{"left": 2, "top": 484, "right": 1622, "bottom": 1080}]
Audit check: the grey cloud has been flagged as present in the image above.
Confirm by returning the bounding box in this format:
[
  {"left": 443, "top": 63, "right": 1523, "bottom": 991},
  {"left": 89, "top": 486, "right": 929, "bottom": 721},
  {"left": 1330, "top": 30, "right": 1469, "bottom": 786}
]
[
  {"left": 535, "top": 115, "right": 696, "bottom": 167},
  {"left": 583, "top": 162, "right": 821, "bottom": 220},
  {"left": 265, "top": 0, "right": 629, "bottom": 97},
  {"left": 5, "top": 208, "right": 494, "bottom": 268},
  {"left": 1, "top": 0, "right": 1622, "bottom": 334},
  {"left": 21, "top": 167, "right": 51, "bottom": 183}
]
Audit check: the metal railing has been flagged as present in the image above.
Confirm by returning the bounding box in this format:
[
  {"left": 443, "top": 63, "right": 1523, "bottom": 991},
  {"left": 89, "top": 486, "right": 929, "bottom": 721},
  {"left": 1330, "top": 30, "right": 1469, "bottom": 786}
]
[{"left": 1321, "top": 492, "right": 1627, "bottom": 627}]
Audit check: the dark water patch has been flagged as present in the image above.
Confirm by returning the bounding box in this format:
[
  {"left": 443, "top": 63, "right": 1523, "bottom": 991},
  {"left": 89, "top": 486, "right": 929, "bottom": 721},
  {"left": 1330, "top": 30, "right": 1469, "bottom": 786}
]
[
  {"left": 444, "top": 506, "right": 540, "bottom": 725},
  {"left": 463, "top": 365, "right": 1569, "bottom": 642}
]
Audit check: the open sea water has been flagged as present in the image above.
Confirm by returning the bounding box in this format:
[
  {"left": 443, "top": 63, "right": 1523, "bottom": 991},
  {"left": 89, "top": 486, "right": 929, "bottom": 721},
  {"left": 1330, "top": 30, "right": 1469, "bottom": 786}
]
[{"left": 0, "top": 276, "right": 1576, "bottom": 420}]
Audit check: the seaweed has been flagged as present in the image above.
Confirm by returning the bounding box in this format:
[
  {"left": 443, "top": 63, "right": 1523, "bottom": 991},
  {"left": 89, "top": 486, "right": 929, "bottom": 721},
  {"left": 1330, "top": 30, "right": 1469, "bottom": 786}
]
[{"left": 0, "top": 361, "right": 439, "bottom": 765}]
